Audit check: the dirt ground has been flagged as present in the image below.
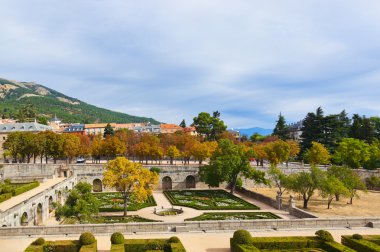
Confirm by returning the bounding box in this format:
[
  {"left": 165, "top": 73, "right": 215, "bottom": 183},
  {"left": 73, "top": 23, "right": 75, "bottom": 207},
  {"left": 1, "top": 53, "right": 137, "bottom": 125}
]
[{"left": 251, "top": 187, "right": 380, "bottom": 217}]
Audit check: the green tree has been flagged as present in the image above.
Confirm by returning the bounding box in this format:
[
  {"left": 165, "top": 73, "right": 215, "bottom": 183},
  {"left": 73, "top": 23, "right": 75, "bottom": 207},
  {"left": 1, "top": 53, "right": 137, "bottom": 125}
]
[
  {"left": 179, "top": 119, "right": 186, "bottom": 128},
  {"left": 320, "top": 174, "right": 349, "bottom": 209},
  {"left": 56, "top": 182, "right": 100, "bottom": 222},
  {"left": 193, "top": 111, "right": 227, "bottom": 141},
  {"left": 267, "top": 165, "right": 289, "bottom": 197},
  {"left": 263, "top": 140, "right": 290, "bottom": 166},
  {"left": 103, "top": 157, "right": 158, "bottom": 216},
  {"left": 272, "top": 113, "right": 289, "bottom": 140},
  {"left": 333, "top": 138, "right": 370, "bottom": 168},
  {"left": 103, "top": 123, "right": 115, "bottom": 138},
  {"left": 199, "top": 139, "right": 267, "bottom": 194},
  {"left": 286, "top": 166, "right": 324, "bottom": 209},
  {"left": 304, "top": 142, "right": 330, "bottom": 165},
  {"left": 300, "top": 107, "right": 325, "bottom": 152},
  {"left": 363, "top": 140, "right": 380, "bottom": 170}
]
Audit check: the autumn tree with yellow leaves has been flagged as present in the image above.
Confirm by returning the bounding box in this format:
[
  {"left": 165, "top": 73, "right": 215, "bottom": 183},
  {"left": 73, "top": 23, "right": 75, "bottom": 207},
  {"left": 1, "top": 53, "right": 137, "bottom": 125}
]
[{"left": 103, "top": 157, "right": 158, "bottom": 216}]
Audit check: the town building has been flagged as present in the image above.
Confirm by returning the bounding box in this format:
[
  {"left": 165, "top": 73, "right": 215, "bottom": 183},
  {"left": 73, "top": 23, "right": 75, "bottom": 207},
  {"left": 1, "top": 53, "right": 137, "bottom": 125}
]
[
  {"left": 160, "top": 124, "right": 183, "bottom": 134},
  {"left": 288, "top": 120, "right": 303, "bottom": 141},
  {"left": 228, "top": 129, "right": 241, "bottom": 140},
  {"left": 62, "top": 124, "right": 85, "bottom": 135}
]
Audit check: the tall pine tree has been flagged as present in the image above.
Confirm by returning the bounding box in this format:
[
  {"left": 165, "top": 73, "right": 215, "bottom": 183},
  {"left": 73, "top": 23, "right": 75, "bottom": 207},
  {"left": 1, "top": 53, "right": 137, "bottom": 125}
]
[{"left": 272, "top": 113, "right": 289, "bottom": 140}]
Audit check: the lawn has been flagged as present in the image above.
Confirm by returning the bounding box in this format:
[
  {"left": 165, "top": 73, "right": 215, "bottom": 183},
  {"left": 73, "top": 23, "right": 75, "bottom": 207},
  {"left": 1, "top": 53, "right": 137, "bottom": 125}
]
[
  {"left": 93, "top": 192, "right": 156, "bottom": 212},
  {"left": 185, "top": 212, "right": 280, "bottom": 221},
  {"left": 61, "top": 215, "right": 158, "bottom": 224},
  {"left": 164, "top": 190, "right": 259, "bottom": 210}
]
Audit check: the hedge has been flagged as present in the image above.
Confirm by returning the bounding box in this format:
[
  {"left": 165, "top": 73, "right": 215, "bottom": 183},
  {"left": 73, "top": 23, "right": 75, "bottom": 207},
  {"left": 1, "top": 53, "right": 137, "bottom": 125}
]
[
  {"left": 342, "top": 235, "right": 380, "bottom": 252},
  {"left": 0, "top": 193, "right": 12, "bottom": 203},
  {"left": 321, "top": 242, "right": 357, "bottom": 252},
  {"left": 110, "top": 238, "right": 186, "bottom": 252},
  {"left": 363, "top": 235, "right": 380, "bottom": 246},
  {"left": 24, "top": 239, "right": 97, "bottom": 252},
  {"left": 13, "top": 181, "right": 40, "bottom": 196}
]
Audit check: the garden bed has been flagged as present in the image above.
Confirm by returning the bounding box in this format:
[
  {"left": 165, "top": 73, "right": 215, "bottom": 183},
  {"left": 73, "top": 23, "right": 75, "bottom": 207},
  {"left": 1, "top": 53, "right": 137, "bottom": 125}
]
[
  {"left": 0, "top": 181, "right": 40, "bottom": 203},
  {"left": 185, "top": 212, "right": 280, "bottom": 221},
  {"left": 61, "top": 215, "right": 159, "bottom": 224},
  {"left": 164, "top": 190, "right": 259, "bottom": 210},
  {"left": 93, "top": 192, "right": 156, "bottom": 212},
  {"left": 111, "top": 237, "right": 186, "bottom": 252}
]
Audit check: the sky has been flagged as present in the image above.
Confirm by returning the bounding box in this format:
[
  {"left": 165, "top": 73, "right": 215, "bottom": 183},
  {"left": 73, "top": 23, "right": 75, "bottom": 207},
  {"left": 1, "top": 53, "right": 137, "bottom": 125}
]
[{"left": 1, "top": 1, "right": 380, "bottom": 129}]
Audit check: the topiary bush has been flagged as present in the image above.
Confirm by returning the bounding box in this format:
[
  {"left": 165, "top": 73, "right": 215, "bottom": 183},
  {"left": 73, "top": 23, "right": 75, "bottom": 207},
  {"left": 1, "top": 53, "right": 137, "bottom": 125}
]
[
  {"left": 168, "top": 236, "right": 180, "bottom": 243},
  {"left": 232, "top": 229, "right": 252, "bottom": 245},
  {"left": 315, "top": 230, "right": 334, "bottom": 242},
  {"left": 79, "top": 232, "right": 96, "bottom": 245},
  {"left": 32, "top": 237, "right": 45, "bottom": 245},
  {"left": 110, "top": 232, "right": 124, "bottom": 244},
  {"left": 352, "top": 234, "right": 363, "bottom": 240}
]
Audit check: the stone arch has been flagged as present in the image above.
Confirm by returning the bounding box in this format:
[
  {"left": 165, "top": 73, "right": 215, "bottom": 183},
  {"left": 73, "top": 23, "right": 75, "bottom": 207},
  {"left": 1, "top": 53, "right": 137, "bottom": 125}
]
[
  {"left": 49, "top": 196, "right": 54, "bottom": 213},
  {"left": 37, "top": 203, "right": 43, "bottom": 225},
  {"left": 162, "top": 176, "right": 172, "bottom": 190},
  {"left": 93, "top": 179, "right": 103, "bottom": 192},
  {"left": 1, "top": 225, "right": 6, "bottom": 227},
  {"left": 185, "top": 175, "right": 196, "bottom": 189},
  {"left": 21, "top": 212, "right": 28, "bottom": 226}
]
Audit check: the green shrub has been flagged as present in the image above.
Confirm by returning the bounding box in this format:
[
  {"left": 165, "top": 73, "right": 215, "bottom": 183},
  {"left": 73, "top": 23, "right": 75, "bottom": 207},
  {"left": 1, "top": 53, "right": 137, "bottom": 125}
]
[
  {"left": 353, "top": 234, "right": 363, "bottom": 240},
  {"left": 0, "top": 193, "right": 12, "bottom": 203},
  {"left": 322, "top": 241, "right": 357, "bottom": 252},
  {"left": 13, "top": 181, "right": 39, "bottom": 196},
  {"left": 110, "top": 232, "right": 124, "bottom": 244},
  {"left": 232, "top": 230, "right": 252, "bottom": 245},
  {"left": 32, "top": 237, "right": 45, "bottom": 245},
  {"left": 79, "top": 232, "right": 96, "bottom": 245},
  {"left": 315, "top": 230, "right": 334, "bottom": 242},
  {"left": 250, "top": 236, "right": 320, "bottom": 250},
  {"left": 342, "top": 235, "right": 380, "bottom": 252},
  {"left": 168, "top": 236, "right": 180, "bottom": 243}
]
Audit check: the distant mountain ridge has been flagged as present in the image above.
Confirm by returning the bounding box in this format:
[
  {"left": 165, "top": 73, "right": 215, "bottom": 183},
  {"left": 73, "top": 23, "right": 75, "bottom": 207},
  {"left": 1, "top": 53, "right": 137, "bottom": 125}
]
[
  {"left": 235, "top": 127, "right": 273, "bottom": 137},
  {"left": 0, "top": 77, "right": 159, "bottom": 124}
]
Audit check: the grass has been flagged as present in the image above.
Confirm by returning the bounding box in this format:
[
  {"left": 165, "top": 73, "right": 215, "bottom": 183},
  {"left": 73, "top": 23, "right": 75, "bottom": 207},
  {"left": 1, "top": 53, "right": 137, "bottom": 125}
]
[
  {"left": 164, "top": 190, "right": 260, "bottom": 210},
  {"left": 93, "top": 192, "right": 156, "bottom": 212},
  {"left": 185, "top": 212, "right": 281, "bottom": 221},
  {"left": 61, "top": 215, "right": 159, "bottom": 224}
]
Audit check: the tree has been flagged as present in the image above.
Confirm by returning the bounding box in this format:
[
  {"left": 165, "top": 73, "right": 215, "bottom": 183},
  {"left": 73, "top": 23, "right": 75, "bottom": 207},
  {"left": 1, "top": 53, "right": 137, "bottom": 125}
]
[
  {"left": 179, "top": 119, "right": 186, "bottom": 128},
  {"left": 263, "top": 140, "right": 290, "bottom": 166},
  {"left": 300, "top": 107, "right": 325, "bottom": 152},
  {"left": 56, "top": 182, "right": 100, "bottom": 222},
  {"left": 193, "top": 111, "right": 227, "bottom": 141},
  {"left": 286, "top": 140, "right": 300, "bottom": 165},
  {"left": 62, "top": 134, "right": 80, "bottom": 163},
  {"left": 101, "top": 136, "right": 127, "bottom": 160},
  {"left": 273, "top": 113, "right": 289, "bottom": 140},
  {"left": 286, "top": 166, "right": 324, "bottom": 209},
  {"left": 343, "top": 170, "right": 366, "bottom": 204},
  {"left": 268, "top": 165, "right": 289, "bottom": 197},
  {"left": 304, "top": 142, "right": 330, "bottom": 166},
  {"left": 103, "top": 123, "right": 115, "bottom": 138},
  {"left": 199, "top": 139, "right": 267, "bottom": 194},
  {"left": 320, "top": 174, "right": 349, "bottom": 209},
  {"left": 191, "top": 141, "right": 217, "bottom": 164},
  {"left": 363, "top": 140, "right": 380, "bottom": 170},
  {"left": 166, "top": 145, "right": 180, "bottom": 165},
  {"left": 103, "top": 157, "right": 158, "bottom": 216},
  {"left": 250, "top": 133, "right": 265, "bottom": 143},
  {"left": 333, "top": 138, "right": 370, "bottom": 168}
]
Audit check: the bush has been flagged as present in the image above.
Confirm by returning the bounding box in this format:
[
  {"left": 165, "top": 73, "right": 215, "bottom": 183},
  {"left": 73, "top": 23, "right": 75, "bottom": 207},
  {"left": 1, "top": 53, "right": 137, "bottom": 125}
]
[
  {"left": 150, "top": 167, "right": 161, "bottom": 174},
  {"left": 315, "top": 230, "right": 334, "bottom": 242},
  {"left": 232, "top": 230, "right": 252, "bottom": 245},
  {"left": 12, "top": 181, "right": 39, "bottom": 196},
  {"left": 168, "top": 236, "right": 180, "bottom": 243},
  {"left": 32, "top": 237, "right": 45, "bottom": 245},
  {"left": 342, "top": 235, "right": 380, "bottom": 252},
  {"left": 0, "top": 193, "right": 12, "bottom": 203},
  {"left": 353, "top": 234, "right": 363, "bottom": 240},
  {"left": 79, "top": 232, "right": 96, "bottom": 245},
  {"left": 110, "top": 232, "right": 124, "bottom": 244}
]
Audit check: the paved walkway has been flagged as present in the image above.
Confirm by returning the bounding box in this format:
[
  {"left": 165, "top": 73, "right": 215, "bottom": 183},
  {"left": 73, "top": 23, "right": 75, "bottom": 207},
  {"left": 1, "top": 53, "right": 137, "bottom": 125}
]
[
  {"left": 1, "top": 227, "right": 379, "bottom": 252},
  {"left": 0, "top": 178, "right": 64, "bottom": 212}
]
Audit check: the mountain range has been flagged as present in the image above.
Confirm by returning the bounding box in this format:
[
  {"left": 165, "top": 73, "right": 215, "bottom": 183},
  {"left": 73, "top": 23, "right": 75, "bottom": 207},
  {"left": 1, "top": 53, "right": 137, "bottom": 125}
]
[
  {"left": 234, "top": 127, "right": 273, "bottom": 137},
  {"left": 0, "top": 77, "right": 159, "bottom": 124}
]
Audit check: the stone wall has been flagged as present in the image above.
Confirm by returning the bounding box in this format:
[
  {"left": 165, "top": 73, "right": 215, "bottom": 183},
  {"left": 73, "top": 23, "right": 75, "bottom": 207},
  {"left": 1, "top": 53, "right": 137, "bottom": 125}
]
[{"left": 0, "top": 217, "right": 379, "bottom": 236}]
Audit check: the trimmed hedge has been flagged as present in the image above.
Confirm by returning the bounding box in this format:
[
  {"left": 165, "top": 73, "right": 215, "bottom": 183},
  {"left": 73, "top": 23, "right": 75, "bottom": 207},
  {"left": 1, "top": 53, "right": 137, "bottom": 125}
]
[
  {"left": 111, "top": 232, "right": 125, "bottom": 245},
  {"left": 13, "top": 181, "right": 40, "bottom": 196},
  {"left": 321, "top": 242, "right": 357, "bottom": 252},
  {"left": 80, "top": 232, "right": 96, "bottom": 245},
  {"left": 0, "top": 193, "right": 12, "bottom": 203},
  {"left": 342, "top": 235, "right": 380, "bottom": 252},
  {"left": 24, "top": 239, "right": 97, "bottom": 252},
  {"left": 110, "top": 238, "right": 186, "bottom": 252}
]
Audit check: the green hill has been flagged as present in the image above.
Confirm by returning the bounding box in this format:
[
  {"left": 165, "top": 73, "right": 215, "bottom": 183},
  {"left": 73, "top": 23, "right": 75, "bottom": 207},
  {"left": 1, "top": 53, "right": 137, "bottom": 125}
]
[{"left": 0, "top": 77, "right": 159, "bottom": 124}]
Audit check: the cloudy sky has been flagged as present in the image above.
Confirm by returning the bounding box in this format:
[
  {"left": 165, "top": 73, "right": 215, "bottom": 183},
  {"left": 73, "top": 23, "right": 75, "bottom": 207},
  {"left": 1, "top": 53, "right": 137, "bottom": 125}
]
[{"left": 1, "top": 1, "right": 380, "bottom": 129}]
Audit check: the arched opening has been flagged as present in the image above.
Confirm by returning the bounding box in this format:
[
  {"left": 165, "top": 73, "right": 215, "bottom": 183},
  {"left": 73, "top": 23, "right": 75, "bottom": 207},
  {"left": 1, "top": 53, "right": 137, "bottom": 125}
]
[
  {"left": 162, "top": 176, "right": 172, "bottom": 190},
  {"left": 49, "top": 196, "right": 54, "bottom": 213},
  {"left": 21, "top": 212, "right": 28, "bottom": 226},
  {"left": 37, "top": 203, "right": 43, "bottom": 225},
  {"left": 2, "top": 225, "right": 7, "bottom": 227},
  {"left": 185, "top": 175, "right": 196, "bottom": 189},
  {"left": 93, "top": 179, "right": 103, "bottom": 192},
  {"left": 65, "top": 186, "right": 68, "bottom": 191}
]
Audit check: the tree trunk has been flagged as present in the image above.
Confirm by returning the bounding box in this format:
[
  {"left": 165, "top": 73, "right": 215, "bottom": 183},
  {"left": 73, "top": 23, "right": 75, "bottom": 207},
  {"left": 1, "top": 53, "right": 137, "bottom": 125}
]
[
  {"left": 335, "top": 193, "right": 340, "bottom": 201},
  {"left": 350, "top": 196, "right": 353, "bottom": 204},
  {"left": 303, "top": 194, "right": 309, "bottom": 209},
  {"left": 328, "top": 198, "right": 333, "bottom": 209},
  {"left": 170, "top": 157, "right": 173, "bottom": 165},
  {"left": 230, "top": 176, "right": 237, "bottom": 194},
  {"left": 123, "top": 193, "right": 128, "bottom": 217}
]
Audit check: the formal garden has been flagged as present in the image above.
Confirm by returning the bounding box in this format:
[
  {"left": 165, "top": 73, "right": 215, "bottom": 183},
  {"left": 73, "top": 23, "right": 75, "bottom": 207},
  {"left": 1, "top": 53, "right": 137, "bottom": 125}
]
[
  {"left": 164, "top": 190, "right": 260, "bottom": 210},
  {"left": 110, "top": 232, "right": 186, "bottom": 252},
  {"left": 94, "top": 192, "right": 156, "bottom": 212},
  {"left": 230, "top": 229, "right": 363, "bottom": 252},
  {"left": 185, "top": 212, "right": 280, "bottom": 221},
  {"left": 0, "top": 179, "right": 39, "bottom": 203}
]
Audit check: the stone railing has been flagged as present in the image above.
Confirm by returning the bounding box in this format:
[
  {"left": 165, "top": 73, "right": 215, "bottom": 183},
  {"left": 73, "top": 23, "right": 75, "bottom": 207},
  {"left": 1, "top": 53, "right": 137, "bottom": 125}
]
[{"left": 0, "top": 217, "right": 379, "bottom": 236}]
